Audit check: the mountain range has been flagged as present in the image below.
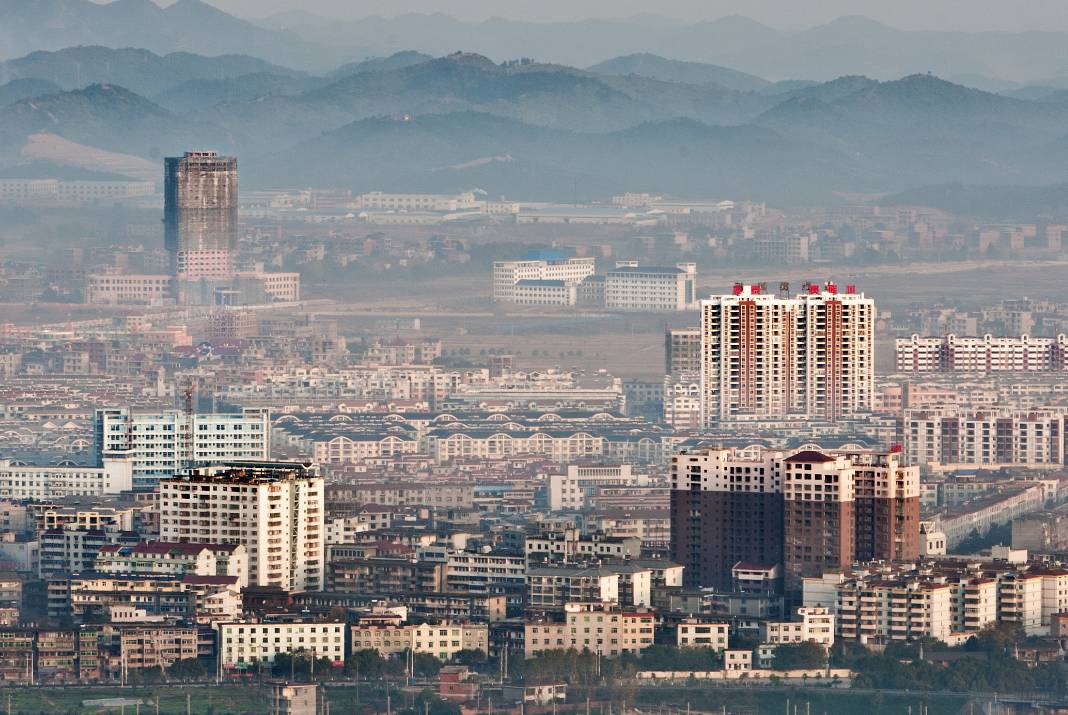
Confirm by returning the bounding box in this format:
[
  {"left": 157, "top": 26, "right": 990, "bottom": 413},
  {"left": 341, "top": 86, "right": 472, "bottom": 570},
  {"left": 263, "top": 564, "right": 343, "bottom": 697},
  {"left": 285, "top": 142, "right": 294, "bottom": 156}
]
[
  {"left": 2, "top": 47, "right": 1068, "bottom": 206},
  {"left": 6, "top": 2, "right": 1068, "bottom": 85},
  {"left": 258, "top": 11, "right": 1068, "bottom": 85}
]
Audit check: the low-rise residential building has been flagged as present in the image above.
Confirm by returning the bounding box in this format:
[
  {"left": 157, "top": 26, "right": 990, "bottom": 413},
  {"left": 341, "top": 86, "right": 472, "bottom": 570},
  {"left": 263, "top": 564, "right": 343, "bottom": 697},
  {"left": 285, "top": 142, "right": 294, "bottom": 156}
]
[
  {"left": 524, "top": 603, "right": 656, "bottom": 658},
  {"left": 0, "top": 454, "right": 133, "bottom": 500},
  {"left": 349, "top": 621, "right": 488, "bottom": 661},
  {"left": 219, "top": 621, "right": 347, "bottom": 668},
  {"left": 676, "top": 620, "right": 729, "bottom": 651},
  {"left": 527, "top": 565, "right": 620, "bottom": 611},
  {"left": 95, "top": 542, "right": 248, "bottom": 588},
  {"left": 604, "top": 263, "right": 697, "bottom": 312},
  {"left": 760, "top": 607, "right": 835, "bottom": 647},
  {"left": 524, "top": 530, "right": 642, "bottom": 564}
]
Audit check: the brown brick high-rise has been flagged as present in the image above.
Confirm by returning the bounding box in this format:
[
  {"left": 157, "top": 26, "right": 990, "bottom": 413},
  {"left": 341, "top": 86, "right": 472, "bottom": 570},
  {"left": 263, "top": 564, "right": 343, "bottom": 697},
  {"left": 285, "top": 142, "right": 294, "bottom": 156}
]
[{"left": 671, "top": 447, "right": 920, "bottom": 593}]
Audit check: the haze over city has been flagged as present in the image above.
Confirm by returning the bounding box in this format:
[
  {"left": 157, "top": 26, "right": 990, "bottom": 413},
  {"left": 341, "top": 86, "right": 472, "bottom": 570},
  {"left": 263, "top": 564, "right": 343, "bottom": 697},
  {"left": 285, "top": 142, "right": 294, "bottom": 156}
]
[{"left": 1, "top": 1, "right": 1068, "bottom": 713}]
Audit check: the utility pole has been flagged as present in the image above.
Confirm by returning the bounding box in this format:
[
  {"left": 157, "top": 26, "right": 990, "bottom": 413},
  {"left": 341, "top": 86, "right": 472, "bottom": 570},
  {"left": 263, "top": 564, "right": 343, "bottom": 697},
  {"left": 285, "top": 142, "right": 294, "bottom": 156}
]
[{"left": 186, "top": 692, "right": 191, "bottom": 715}]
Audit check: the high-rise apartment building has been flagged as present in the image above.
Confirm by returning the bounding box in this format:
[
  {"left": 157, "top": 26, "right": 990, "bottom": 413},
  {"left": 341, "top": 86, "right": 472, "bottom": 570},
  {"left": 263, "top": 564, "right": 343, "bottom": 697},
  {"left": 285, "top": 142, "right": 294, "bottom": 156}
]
[
  {"left": 164, "top": 151, "right": 238, "bottom": 281},
  {"left": 670, "top": 446, "right": 786, "bottom": 592},
  {"left": 159, "top": 462, "right": 324, "bottom": 592},
  {"left": 94, "top": 408, "right": 270, "bottom": 488},
  {"left": 670, "top": 446, "right": 919, "bottom": 591},
  {"left": 700, "top": 283, "right": 875, "bottom": 425}
]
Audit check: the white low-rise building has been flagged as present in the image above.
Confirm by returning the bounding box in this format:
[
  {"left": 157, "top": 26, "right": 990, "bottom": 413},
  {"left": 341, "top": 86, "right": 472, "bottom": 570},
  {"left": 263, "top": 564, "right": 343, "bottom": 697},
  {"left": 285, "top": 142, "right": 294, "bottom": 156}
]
[
  {"left": 604, "top": 263, "right": 697, "bottom": 312},
  {"left": 0, "top": 453, "right": 133, "bottom": 499},
  {"left": 677, "top": 620, "right": 729, "bottom": 651},
  {"left": 761, "top": 607, "right": 835, "bottom": 647},
  {"left": 546, "top": 464, "right": 649, "bottom": 511},
  {"left": 95, "top": 541, "right": 248, "bottom": 588},
  {"left": 493, "top": 252, "right": 596, "bottom": 303},
  {"left": 219, "top": 621, "right": 347, "bottom": 667}
]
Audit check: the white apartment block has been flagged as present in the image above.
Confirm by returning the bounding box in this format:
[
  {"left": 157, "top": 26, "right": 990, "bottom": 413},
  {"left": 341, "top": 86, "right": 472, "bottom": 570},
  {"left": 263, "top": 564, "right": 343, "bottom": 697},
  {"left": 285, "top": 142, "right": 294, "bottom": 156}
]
[
  {"left": 94, "top": 407, "right": 270, "bottom": 487},
  {"left": 159, "top": 463, "right": 324, "bottom": 592},
  {"left": 310, "top": 435, "right": 420, "bottom": 466},
  {"left": 85, "top": 274, "right": 174, "bottom": 305},
  {"left": 0, "top": 453, "right": 133, "bottom": 499},
  {"left": 701, "top": 283, "right": 874, "bottom": 425},
  {"left": 493, "top": 253, "right": 595, "bottom": 303},
  {"left": 895, "top": 334, "right": 1068, "bottom": 373},
  {"left": 95, "top": 541, "right": 248, "bottom": 588},
  {"left": 663, "top": 377, "right": 702, "bottom": 430},
  {"left": 903, "top": 407, "right": 1068, "bottom": 470},
  {"left": 0, "top": 178, "right": 154, "bottom": 204},
  {"left": 676, "top": 620, "right": 729, "bottom": 651},
  {"left": 527, "top": 566, "right": 623, "bottom": 610},
  {"left": 219, "top": 621, "right": 346, "bottom": 667},
  {"left": 324, "top": 516, "right": 372, "bottom": 545},
  {"left": 524, "top": 603, "right": 656, "bottom": 658},
  {"left": 525, "top": 531, "right": 642, "bottom": 564},
  {"left": 761, "top": 607, "right": 835, "bottom": 647},
  {"left": 546, "top": 464, "right": 649, "bottom": 511},
  {"left": 604, "top": 263, "right": 697, "bottom": 312},
  {"left": 350, "top": 622, "right": 489, "bottom": 660},
  {"left": 838, "top": 580, "right": 954, "bottom": 643},
  {"left": 511, "top": 280, "right": 578, "bottom": 306},
  {"left": 355, "top": 191, "right": 478, "bottom": 212},
  {"left": 807, "top": 566, "right": 1068, "bottom": 642},
  {"left": 235, "top": 271, "right": 302, "bottom": 302}
]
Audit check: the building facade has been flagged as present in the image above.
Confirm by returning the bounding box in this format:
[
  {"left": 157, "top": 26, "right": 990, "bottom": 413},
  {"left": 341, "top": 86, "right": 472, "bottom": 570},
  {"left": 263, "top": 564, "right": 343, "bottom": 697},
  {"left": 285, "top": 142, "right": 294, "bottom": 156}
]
[
  {"left": 164, "top": 151, "right": 238, "bottom": 281},
  {"left": 604, "top": 263, "right": 697, "bottom": 312},
  {"left": 671, "top": 446, "right": 920, "bottom": 590},
  {"left": 159, "top": 463, "right": 324, "bottom": 592},
  {"left": 700, "top": 283, "right": 875, "bottom": 425},
  {"left": 93, "top": 408, "right": 270, "bottom": 487},
  {"left": 895, "top": 334, "right": 1068, "bottom": 373},
  {"left": 493, "top": 252, "right": 596, "bottom": 303}
]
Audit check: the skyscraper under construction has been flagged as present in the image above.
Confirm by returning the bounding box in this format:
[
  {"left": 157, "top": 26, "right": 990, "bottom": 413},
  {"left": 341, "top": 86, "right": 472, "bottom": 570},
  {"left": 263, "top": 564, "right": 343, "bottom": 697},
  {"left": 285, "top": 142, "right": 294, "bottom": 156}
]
[{"left": 164, "top": 151, "right": 238, "bottom": 285}]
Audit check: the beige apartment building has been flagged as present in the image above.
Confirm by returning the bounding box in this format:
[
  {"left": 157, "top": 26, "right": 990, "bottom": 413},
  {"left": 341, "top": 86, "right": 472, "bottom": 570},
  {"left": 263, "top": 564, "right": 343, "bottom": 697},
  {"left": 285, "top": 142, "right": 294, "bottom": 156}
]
[
  {"left": 524, "top": 602, "right": 656, "bottom": 658},
  {"left": 350, "top": 622, "right": 488, "bottom": 661}
]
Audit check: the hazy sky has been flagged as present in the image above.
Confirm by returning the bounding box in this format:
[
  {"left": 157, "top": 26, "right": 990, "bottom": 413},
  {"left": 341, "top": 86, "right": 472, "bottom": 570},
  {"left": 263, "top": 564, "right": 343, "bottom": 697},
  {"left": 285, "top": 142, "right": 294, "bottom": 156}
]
[{"left": 192, "top": 0, "right": 1068, "bottom": 33}]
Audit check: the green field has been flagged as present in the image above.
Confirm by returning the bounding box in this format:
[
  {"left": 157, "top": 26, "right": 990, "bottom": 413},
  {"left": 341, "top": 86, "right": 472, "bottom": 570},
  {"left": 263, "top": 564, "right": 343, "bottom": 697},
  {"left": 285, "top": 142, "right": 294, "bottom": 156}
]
[
  {"left": 0, "top": 686, "right": 268, "bottom": 715},
  {"left": 0, "top": 684, "right": 415, "bottom": 715},
  {"left": 0, "top": 683, "right": 975, "bottom": 715},
  {"left": 629, "top": 687, "right": 969, "bottom": 715}
]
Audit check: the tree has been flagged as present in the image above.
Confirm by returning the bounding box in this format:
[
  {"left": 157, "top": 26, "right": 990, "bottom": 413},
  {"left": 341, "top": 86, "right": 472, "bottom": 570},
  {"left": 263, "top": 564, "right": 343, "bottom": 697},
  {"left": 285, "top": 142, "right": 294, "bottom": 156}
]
[
  {"left": 412, "top": 652, "right": 442, "bottom": 678},
  {"left": 770, "top": 642, "right": 828, "bottom": 670},
  {"left": 346, "top": 649, "right": 401, "bottom": 678},
  {"left": 167, "top": 658, "right": 208, "bottom": 681},
  {"left": 272, "top": 651, "right": 336, "bottom": 679},
  {"left": 451, "top": 649, "right": 487, "bottom": 667}
]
